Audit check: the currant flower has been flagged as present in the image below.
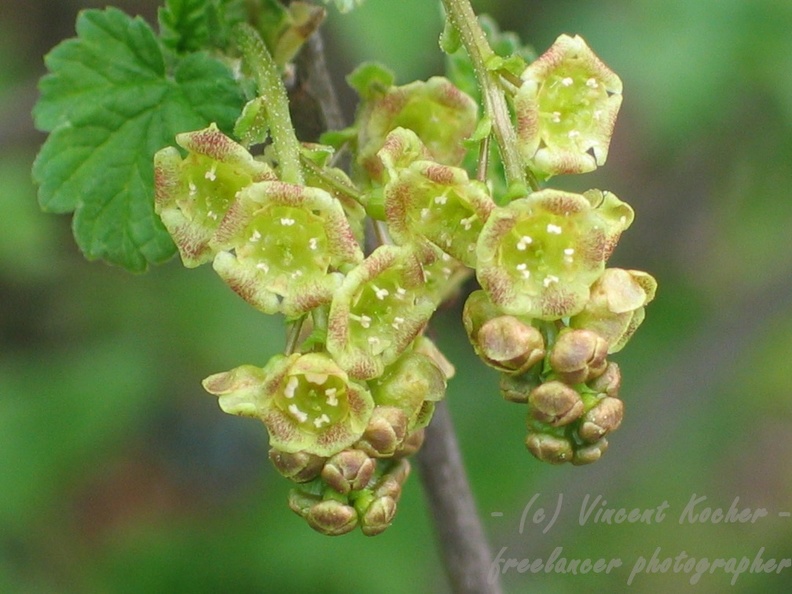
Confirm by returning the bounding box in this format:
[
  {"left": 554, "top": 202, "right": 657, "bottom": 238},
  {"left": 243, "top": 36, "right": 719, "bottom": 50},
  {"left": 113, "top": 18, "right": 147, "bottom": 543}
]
[
  {"left": 570, "top": 268, "right": 657, "bottom": 353},
  {"left": 514, "top": 34, "right": 623, "bottom": 177},
  {"left": 326, "top": 245, "right": 437, "bottom": 380},
  {"left": 354, "top": 76, "right": 478, "bottom": 182},
  {"left": 380, "top": 128, "right": 495, "bottom": 267},
  {"left": 202, "top": 353, "right": 375, "bottom": 457},
  {"left": 154, "top": 124, "right": 276, "bottom": 267},
  {"left": 476, "top": 188, "right": 633, "bottom": 319},
  {"left": 211, "top": 180, "right": 363, "bottom": 316}
]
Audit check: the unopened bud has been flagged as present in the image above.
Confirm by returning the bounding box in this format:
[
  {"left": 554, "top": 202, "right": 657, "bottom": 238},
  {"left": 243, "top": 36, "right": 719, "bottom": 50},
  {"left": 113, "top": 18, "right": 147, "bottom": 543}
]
[
  {"left": 356, "top": 406, "right": 409, "bottom": 457},
  {"left": 305, "top": 499, "right": 358, "bottom": 536},
  {"left": 360, "top": 495, "right": 398, "bottom": 536},
  {"left": 525, "top": 432, "right": 573, "bottom": 464},
  {"left": 549, "top": 328, "right": 608, "bottom": 384},
  {"left": 572, "top": 439, "right": 609, "bottom": 465},
  {"left": 393, "top": 428, "right": 425, "bottom": 458},
  {"left": 588, "top": 361, "right": 621, "bottom": 397},
  {"left": 578, "top": 396, "right": 624, "bottom": 442},
  {"left": 528, "top": 381, "right": 584, "bottom": 426},
  {"left": 477, "top": 316, "right": 546, "bottom": 374},
  {"left": 269, "top": 449, "right": 326, "bottom": 483},
  {"left": 321, "top": 449, "right": 376, "bottom": 494}
]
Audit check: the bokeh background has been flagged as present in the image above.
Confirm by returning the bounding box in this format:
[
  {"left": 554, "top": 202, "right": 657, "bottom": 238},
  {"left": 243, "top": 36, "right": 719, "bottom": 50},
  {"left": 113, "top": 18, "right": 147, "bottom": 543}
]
[{"left": 2, "top": 0, "right": 792, "bottom": 592}]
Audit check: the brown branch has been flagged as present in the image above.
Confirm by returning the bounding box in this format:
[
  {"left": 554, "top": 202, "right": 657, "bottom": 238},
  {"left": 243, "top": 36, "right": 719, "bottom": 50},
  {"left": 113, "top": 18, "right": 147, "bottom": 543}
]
[{"left": 416, "top": 400, "right": 503, "bottom": 594}]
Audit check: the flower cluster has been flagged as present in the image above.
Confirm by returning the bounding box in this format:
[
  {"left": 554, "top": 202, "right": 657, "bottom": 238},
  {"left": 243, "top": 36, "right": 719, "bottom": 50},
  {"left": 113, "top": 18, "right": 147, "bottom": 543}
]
[{"left": 153, "top": 22, "right": 654, "bottom": 534}]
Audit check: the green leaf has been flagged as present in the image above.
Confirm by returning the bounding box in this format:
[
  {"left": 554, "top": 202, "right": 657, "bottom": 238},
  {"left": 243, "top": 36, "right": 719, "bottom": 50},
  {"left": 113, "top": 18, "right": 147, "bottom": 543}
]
[
  {"left": 346, "top": 62, "right": 395, "bottom": 100},
  {"left": 32, "top": 8, "right": 244, "bottom": 272},
  {"left": 159, "top": 0, "right": 249, "bottom": 53}
]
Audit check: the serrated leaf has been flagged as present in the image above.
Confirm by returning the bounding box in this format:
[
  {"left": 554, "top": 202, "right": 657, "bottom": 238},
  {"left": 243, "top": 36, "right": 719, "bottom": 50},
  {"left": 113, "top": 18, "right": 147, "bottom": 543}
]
[
  {"left": 32, "top": 8, "right": 244, "bottom": 272},
  {"left": 159, "top": 0, "right": 248, "bottom": 53}
]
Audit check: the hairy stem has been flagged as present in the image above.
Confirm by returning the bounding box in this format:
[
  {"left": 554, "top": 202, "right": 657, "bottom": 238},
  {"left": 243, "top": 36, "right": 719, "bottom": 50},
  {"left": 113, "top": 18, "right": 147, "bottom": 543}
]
[
  {"left": 417, "top": 400, "right": 502, "bottom": 594},
  {"left": 441, "top": 0, "right": 525, "bottom": 190},
  {"left": 235, "top": 23, "right": 304, "bottom": 185}
]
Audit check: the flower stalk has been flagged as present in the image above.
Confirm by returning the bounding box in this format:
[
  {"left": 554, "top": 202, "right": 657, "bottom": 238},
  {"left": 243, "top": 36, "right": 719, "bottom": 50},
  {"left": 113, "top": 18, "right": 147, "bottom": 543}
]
[{"left": 235, "top": 23, "right": 304, "bottom": 185}]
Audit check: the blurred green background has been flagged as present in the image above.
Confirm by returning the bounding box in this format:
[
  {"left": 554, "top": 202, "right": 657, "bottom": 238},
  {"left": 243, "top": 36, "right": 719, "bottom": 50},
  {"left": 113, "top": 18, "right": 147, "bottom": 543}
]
[{"left": 2, "top": 0, "right": 792, "bottom": 592}]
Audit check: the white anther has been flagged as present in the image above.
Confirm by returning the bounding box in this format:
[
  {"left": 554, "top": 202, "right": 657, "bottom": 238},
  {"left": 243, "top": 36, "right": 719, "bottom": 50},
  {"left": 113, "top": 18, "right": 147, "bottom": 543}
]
[
  {"left": 308, "top": 237, "right": 318, "bottom": 250},
  {"left": 250, "top": 230, "right": 262, "bottom": 243},
  {"left": 547, "top": 223, "right": 563, "bottom": 235},
  {"left": 325, "top": 388, "right": 338, "bottom": 407},
  {"left": 517, "top": 236, "right": 533, "bottom": 251},
  {"left": 313, "top": 414, "right": 331, "bottom": 428},
  {"left": 288, "top": 404, "right": 308, "bottom": 423},
  {"left": 280, "top": 217, "right": 295, "bottom": 226},
  {"left": 562, "top": 77, "right": 574, "bottom": 87},
  {"left": 284, "top": 376, "right": 299, "bottom": 399},
  {"left": 543, "top": 274, "right": 560, "bottom": 287}
]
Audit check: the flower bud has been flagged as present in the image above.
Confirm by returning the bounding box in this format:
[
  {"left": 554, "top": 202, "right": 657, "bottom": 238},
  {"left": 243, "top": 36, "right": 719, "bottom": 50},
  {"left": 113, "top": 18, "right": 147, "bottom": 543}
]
[
  {"left": 572, "top": 439, "right": 609, "bottom": 466},
  {"left": 525, "top": 432, "right": 573, "bottom": 464},
  {"left": 305, "top": 499, "right": 359, "bottom": 536},
  {"left": 528, "top": 381, "right": 584, "bottom": 426},
  {"left": 269, "top": 448, "right": 326, "bottom": 483},
  {"left": 464, "top": 290, "right": 545, "bottom": 375},
  {"left": 549, "top": 328, "right": 608, "bottom": 384},
  {"left": 355, "top": 406, "right": 409, "bottom": 457},
  {"left": 393, "top": 428, "right": 425, "bottom": 458},
  {"left": 578, "top": 396, "right": 624, "bottom": 442},
  {"left": 477, "top": 316, "right": 545, "bottom": 375},
  {"left": 588, "top": 361, "right": 621, "bottom": 397},
  {"left": 359, "top": 495, "right": 398, "bottom": 536},
  {"left": 321, "top": 449, "right": 376, "bottom": 494}
]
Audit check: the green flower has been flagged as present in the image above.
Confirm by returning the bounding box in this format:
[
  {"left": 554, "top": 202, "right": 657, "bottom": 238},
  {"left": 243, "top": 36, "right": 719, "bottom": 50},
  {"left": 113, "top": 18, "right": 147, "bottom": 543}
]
[
  {"left": 154, "top": 124, "right": 275, "bottom": 267},
  {"left": 476, "top": 189, "right": 633, "bottom": 319},
  {"left": 354, "top": 76, "right": 478, "bottom": 182},
  {"left": 202, "top": 353, "right": 375, "bottom": 457},
  {"left": 570, "top": 268, "right": 657, "bottom": 352},
  {"left": 326, "top": 245, "right": 437, "bottom": 380},
  {"left": 211, "top": 181, "right": 363, "bottom": 316},
  {"left": 514, "top": 34, "right": 623, "bottom": 177},
  {"left": 380, "top": 128, "right": 495, "bottom": 267}
]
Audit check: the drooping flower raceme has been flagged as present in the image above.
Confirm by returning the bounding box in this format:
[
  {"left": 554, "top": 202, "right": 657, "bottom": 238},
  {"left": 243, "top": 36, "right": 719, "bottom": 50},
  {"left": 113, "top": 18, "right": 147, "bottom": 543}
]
[
  {"left": 514, "top": 34, "right": 623, "bottom": 178},
  {"left": 476, "top": 188, "right": 634, "bottom": 319},
  {"left": 154, "top": 124, "right": 276, "bottom": 267},
  {"left": 211, "top": 180, "right": 364, "bottom": 316},
  {"left": 202, "top": 352, "right": 375, "bottom": 457}
]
